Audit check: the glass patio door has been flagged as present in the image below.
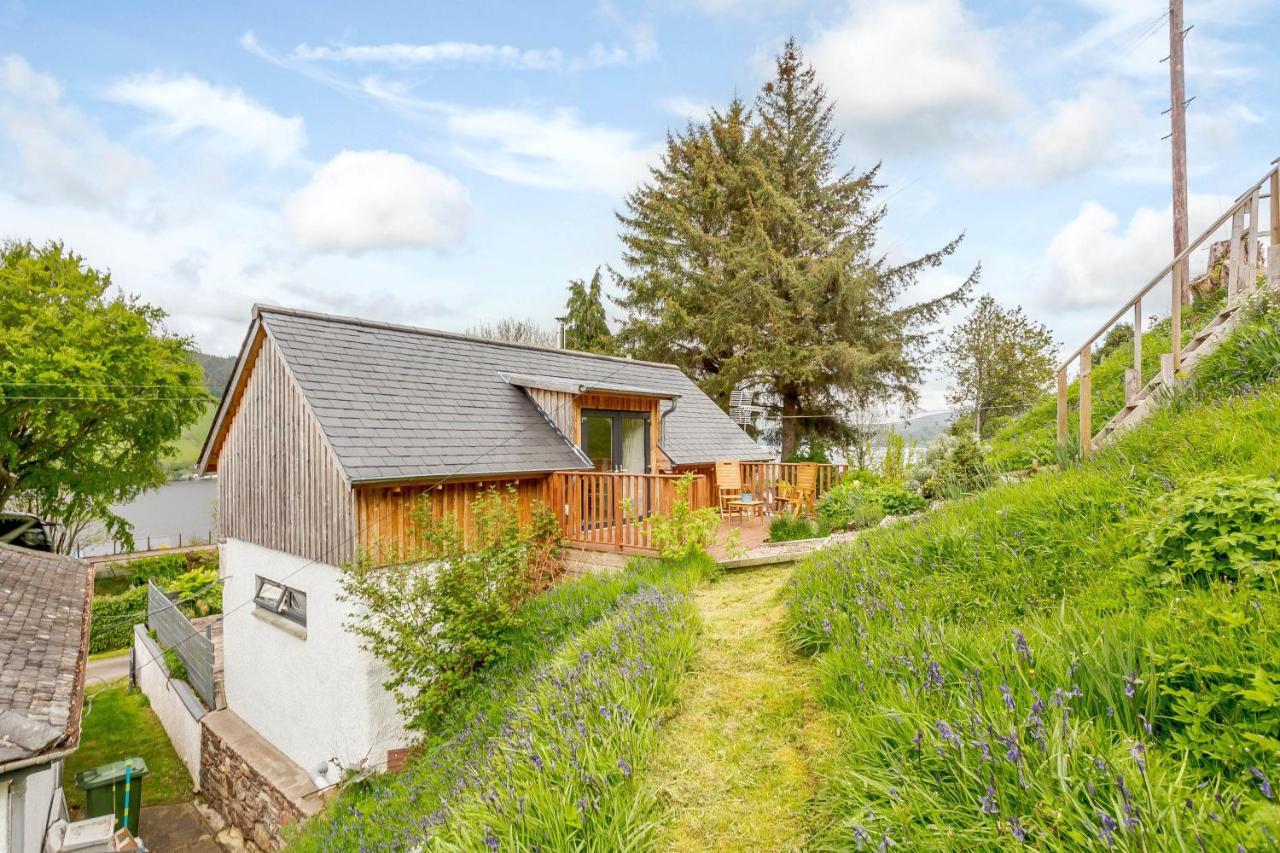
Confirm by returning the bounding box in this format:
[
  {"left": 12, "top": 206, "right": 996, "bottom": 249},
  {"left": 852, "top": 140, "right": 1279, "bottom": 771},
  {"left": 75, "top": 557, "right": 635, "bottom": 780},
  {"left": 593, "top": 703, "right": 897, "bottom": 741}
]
[{"left": 579, "top": 410, "right": 652, "bottom": 530}]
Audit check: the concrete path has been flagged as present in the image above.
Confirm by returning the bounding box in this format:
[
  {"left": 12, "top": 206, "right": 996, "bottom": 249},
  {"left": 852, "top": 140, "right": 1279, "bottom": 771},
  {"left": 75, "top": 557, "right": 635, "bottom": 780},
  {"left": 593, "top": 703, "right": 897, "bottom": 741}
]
[
  {"left": 644, "top": 565, "right": 833, "bottom": 850},
  {"left": 138, "top": 802, "right": 229, "bottom": 852},
  {"left": 85, "top": 652, "right": 130, "bottom": 688}
]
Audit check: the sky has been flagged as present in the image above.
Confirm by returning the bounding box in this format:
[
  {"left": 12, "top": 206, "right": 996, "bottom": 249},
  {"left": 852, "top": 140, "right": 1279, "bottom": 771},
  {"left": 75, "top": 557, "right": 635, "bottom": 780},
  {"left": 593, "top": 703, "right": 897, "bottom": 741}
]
[{"left": 1, "top": 0, "right": 1275, "bottom": 412}]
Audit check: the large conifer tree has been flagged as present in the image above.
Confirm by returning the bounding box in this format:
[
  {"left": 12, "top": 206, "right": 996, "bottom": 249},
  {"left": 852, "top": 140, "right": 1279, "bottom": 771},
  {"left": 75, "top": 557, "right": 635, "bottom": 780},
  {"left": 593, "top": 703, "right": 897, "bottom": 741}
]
[
  {"left": 562, "top": 269, "right": 618, "bottom": 354},
  {"left": 614, "top": 39, "right": 976, "bottom": 456}
]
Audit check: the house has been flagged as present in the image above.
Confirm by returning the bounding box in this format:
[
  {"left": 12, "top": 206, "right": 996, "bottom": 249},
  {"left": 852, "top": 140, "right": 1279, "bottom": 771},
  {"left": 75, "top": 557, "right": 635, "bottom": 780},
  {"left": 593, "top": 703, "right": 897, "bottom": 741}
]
[
  {"left": 0, "top": 544, "right": 92, "bottom": 853},
  {"left": 193, "top": 305, "right": 770, "bottom": 829}
]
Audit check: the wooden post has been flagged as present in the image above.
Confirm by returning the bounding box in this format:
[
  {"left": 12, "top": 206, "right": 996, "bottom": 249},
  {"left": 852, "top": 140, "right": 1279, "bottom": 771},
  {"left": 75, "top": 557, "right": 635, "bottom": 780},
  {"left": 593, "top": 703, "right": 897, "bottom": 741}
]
[
  {"left": 611, "top": 474, "right": 623, "bottom": 551},
  {"left": 1171, "top": 264, "right": 1183, "bottom": 373},
  {"left": 1129, "top": 301, "right": 1143, "bottom": 404},
  {"left": 1246, "top": 189, "right": 1261, "bottom": 292},
  {"left": 1270, "top": 168, "right": 1280, "bottom": 288},
  {"left": 1078, "top": 346, "right": 1092, "bottom": 458},
  {"left": 1228, "top": 206, "right": 1244, "bottom": 298},
  {"left": 1168, "top": 0, "right": 1190, "bottom": 304},
  {"left": 1056, "top": 368, "right": 1068, "bottom": 446}
]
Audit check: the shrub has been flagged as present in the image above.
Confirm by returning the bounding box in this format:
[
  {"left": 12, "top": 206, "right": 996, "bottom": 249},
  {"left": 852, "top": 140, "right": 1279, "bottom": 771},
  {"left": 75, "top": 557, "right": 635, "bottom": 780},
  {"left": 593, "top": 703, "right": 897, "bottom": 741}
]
[
  {"left": 164, "top": 568, "right": 222, "bottom": 617},
  {"left": 341, "top": 487, "right": 556, "bottom": 733},
  {"left": 817, "top": 481, "right": 885, "bottom": 531},
  {"left": 1130, "top": 475, "right": 1280, "bottom": 589},
  {"left": 768, "top": 513, "right": 831, "bottom": 543},
  {"left": 866, "top": 483, "right": 926, "bottom": 516},
  {"left": 90, "top": 585, "right": 148, "bottom": 653},
  {"left": 879, "top": 429, "right": 906, "bottom": 482},
  {"left": 909, "top": 431, "right": 992, "bottom": 499},
  {"left": 647, "top": 473, "right": 721, "bottom": 559}
]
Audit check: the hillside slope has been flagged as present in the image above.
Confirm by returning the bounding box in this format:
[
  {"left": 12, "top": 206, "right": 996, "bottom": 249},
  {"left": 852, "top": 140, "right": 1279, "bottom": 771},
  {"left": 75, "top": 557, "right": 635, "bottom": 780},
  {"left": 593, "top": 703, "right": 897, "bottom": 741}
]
[{"left": 784, "top": 293, "right": 1280, "bottom": 849}]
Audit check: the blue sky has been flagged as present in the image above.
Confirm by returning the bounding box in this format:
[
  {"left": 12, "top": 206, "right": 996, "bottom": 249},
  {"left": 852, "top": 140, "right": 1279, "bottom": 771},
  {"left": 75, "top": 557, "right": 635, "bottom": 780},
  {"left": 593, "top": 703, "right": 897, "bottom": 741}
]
[{"left": 1, "top": 0, "right": 1275, "bottom": 410}]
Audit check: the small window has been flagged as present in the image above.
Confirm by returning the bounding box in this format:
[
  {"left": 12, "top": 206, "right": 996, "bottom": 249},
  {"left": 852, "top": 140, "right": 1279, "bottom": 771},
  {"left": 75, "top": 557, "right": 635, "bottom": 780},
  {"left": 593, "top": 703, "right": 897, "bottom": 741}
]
[{"left": 254, "top": 576, "right": 307, "bottom": 626}]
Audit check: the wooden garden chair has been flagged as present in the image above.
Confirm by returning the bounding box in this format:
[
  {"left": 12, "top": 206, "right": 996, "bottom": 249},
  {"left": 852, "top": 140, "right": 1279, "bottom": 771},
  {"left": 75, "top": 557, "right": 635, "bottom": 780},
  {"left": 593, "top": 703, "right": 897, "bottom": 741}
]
[
  {"left": 774, "top": 462, "right": 818, "bottom": 516},
  {"left": 715, "top": 460, "right": 764, "bottom": 525}
]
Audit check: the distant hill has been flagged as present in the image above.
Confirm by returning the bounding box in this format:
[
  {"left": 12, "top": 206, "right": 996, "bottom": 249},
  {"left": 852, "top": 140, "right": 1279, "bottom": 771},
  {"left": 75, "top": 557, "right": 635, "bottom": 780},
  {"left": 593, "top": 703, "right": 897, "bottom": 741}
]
[
  {"left": 870, "top": 410, "right": 956, "bottom": 445},
  {"left": 194, "top": 352, "right": 236, "bottom": 399}
]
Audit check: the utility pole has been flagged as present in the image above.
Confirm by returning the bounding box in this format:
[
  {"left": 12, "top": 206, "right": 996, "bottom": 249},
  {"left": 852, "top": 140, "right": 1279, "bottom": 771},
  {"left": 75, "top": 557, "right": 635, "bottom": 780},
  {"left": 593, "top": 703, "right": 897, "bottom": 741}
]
[{"left": 1168, "top": 0, "right": 1190, "bottom": 305}]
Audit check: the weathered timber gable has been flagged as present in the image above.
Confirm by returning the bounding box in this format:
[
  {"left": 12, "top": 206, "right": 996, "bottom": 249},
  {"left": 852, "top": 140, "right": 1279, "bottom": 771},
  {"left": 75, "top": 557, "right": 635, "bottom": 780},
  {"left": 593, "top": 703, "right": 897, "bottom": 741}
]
[{"left": 214, "top": 327, "right": 356, "bottom": 564}]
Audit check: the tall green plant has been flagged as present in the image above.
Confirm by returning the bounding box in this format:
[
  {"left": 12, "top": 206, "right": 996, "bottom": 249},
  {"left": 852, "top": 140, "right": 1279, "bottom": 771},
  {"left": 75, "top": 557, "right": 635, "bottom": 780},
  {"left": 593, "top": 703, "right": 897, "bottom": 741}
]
[
  {"left": 647, "top": 474, "right": 722, "bottom": 560},
  {"left": 340, "top": 488, "right": 559, "bottom": 733}
]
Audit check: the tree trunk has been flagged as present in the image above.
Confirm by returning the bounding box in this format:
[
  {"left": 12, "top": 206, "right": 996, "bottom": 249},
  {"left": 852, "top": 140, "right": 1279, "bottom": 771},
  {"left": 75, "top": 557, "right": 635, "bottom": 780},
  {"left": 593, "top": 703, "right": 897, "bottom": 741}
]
[{"left": 780, "top": 392, "right": 801, "bottom": 459}]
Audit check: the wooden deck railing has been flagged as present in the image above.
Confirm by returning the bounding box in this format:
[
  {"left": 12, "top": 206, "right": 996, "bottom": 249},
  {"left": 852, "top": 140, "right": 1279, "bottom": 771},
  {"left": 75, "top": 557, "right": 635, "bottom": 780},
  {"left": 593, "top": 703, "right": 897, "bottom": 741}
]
[
  {"left": 1057, "top": 159, "right": 1280, "bottom": 456},
  {"left": 551, "top": 463, "right": 848, "bottom": 552},
  {"left": 739, "top": 462, "right": 847, "bottom": 503},
  {"left": 550, "top": 471, "right": 711, "bottom": 552}
]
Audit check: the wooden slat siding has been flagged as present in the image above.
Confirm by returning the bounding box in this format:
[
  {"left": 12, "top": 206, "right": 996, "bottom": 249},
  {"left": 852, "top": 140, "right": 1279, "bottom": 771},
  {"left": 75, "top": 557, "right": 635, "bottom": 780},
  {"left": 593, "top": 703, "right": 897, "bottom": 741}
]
[
  {"left": 216, "top": 335, "right": 356, "bottom": 564},
  {"left": 354, "top": 475, "right": 553, "bottom": 562},
  {"left": 524, "top": 387, "right": 578, "bottom": 445}
]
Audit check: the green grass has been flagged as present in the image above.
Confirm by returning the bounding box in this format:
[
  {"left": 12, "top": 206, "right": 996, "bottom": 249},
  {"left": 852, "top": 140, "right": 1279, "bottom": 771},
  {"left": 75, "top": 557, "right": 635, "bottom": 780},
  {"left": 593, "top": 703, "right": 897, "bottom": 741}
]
[
  {"left": 64, "top": 681, "right": 194, "bottom": 815},
  {"left": 782, "top": 296, "right": 1280, "bottom": 849},
  {"left": 289, "top": 553, "right": 718, "bottom": 851},
  {"left": 644, "top": 566, "right": 834, "bottom": 850},
  {"left": 986, "top": 291, "right": 1227, "bottom": 472},
  {"left": 162, "top": 401, "right": 215, "bottom": 476}
]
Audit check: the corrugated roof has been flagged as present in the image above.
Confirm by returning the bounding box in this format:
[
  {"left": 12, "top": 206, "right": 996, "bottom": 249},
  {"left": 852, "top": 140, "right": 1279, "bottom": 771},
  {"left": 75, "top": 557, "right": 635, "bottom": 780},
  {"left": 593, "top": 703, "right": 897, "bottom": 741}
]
[
  {"left": 252, "top": 306, "right": 769, "bottom": 483},
  {"left": 0, "top": 544, "right": 91, "bottom": 767}
]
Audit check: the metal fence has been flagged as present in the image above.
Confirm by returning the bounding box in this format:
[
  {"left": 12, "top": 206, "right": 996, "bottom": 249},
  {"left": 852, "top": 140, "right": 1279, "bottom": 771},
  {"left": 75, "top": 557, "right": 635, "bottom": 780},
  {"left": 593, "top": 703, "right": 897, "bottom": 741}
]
[{"left": 146, "top": 580, "right": 216, "bottom": 709}]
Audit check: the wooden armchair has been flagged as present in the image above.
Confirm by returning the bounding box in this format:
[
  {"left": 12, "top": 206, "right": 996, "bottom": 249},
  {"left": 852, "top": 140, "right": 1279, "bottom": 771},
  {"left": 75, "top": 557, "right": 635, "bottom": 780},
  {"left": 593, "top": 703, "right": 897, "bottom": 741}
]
[
  {"left": 774, "top": 462, "right": 818, "bottom": 515},
  {"left": 715, "top": 460, "right": 764, "bottom": 524}
]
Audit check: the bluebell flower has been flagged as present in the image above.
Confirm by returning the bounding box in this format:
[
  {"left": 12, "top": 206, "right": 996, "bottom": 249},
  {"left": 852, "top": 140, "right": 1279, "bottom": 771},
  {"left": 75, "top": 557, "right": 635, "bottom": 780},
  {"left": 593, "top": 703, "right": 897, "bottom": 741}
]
[
  {"left": 1011, "top": 630, "right": 1032, "bottom": 665},
  {"left": 980, "top": 785, "right": 999, "bottom": 815},
  {"left": 1001, "top": 683, "right": 1016, "bottom": 712},
  {"left": 1009, "top": 817, "right": 1026, "bottom": 842},
  {"left": 1251, "top": 767, "right": 1273, "bottom": 800},
  {"left": 1129, "top": 741, "right": 1146, "bottom": 775},
  {"left": 1124, "top": 672, "right": 1138, "bottom": 698}
]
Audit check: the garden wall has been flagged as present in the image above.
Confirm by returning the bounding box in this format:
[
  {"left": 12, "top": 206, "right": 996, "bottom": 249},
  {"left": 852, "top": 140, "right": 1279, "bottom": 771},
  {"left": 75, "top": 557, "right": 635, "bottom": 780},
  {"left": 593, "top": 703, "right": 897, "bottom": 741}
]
[{"left": 133, "top": 626, "right": 205, "bottom": 789}]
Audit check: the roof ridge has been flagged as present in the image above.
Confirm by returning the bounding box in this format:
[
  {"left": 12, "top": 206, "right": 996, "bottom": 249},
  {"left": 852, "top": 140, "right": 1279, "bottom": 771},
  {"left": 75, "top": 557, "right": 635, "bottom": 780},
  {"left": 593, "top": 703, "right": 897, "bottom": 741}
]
[
  {"left": 252, "top": 304, "right": 682, "bottom": 371},
  {"left": 0, "top": 541, "right": 86, "bottom": 567}
]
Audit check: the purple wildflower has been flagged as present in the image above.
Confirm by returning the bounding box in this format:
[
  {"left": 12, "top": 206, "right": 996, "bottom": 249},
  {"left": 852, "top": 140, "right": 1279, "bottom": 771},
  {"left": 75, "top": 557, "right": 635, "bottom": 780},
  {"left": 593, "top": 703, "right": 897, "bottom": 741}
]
[
  {"left": 1095, "top": 810, "right": 1118, "bottom": 847},
  {"left": 925, "top": 659, "right": 944, "bottom": 690},
  {"left": 618, "top": 757, "right": 631, "bottom": 778},
  {"left": 823, "top": 619, "right": 832, "bottom": 635},
  {"left": 1251, "top": 767, "right": 1273, "bottom": 800},
  {"left": 530, "top": 752, "right": 543, "bottom": 771},
  {"left": 980, "top": 785, "right": 999, "bottom": 815},
  {"left": 1130, "top": 741, "right": 1147, "bottom": 775},
  {"left": 853, "top": 826, "right": 871, "bottom": 848},
  {"left": 485, "top": 829, "right": 500, "bottom": 850},
  {"left": 1001, "top": 682, "right": 1016, "bottom": 712},
  {"left": 1012, "top": 630, "right": 1033, "bottom": 665},
  {"left": 1009, "top": 817, "right": 1026, "bottom": 842},
  {"left": 935, "top": 720, "right": 961, "bottom": 749},
  {"left": 1124, "top": 672, "right": 1138, "bottom": 698}
]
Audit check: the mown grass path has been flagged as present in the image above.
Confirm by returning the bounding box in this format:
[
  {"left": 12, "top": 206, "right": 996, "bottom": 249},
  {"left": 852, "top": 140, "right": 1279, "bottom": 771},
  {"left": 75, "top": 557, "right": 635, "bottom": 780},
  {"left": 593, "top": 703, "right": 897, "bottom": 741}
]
[{"left": 645, "top": 565, "right": 833, "bottom": 851}]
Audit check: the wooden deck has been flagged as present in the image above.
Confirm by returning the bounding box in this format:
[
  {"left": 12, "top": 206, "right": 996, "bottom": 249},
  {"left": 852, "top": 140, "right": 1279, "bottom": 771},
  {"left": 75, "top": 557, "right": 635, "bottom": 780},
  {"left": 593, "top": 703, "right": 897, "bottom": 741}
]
[{"left": 709, "top": 515, "right": 771, "bottom": 560}]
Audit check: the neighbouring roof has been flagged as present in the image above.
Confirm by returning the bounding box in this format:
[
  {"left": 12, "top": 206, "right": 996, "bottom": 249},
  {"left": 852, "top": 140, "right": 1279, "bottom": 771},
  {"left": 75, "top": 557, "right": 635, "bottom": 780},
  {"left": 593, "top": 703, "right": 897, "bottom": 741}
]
[
  {"left": 204, "top": 306, "right": 769, "bottom": 483},
  {"left": 0, "top": 543, "right": 91, "bottom": 769}
]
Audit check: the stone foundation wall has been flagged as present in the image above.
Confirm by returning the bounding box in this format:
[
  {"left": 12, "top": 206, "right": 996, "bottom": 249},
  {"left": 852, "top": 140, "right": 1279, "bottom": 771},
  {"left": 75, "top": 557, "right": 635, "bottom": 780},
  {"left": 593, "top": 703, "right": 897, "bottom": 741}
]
[{"left": 200, "top": 721, "right": 305, "bottom": 851}]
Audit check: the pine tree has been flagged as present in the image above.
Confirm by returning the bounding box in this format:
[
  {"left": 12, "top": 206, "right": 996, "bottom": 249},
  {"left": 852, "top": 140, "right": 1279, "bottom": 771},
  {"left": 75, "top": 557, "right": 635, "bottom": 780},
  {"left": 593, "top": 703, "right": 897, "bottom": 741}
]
[
  {"left": 614, "top": 39, "right": 975, "bottom": 456},
  {"left": 562, "top": 269, "right": 617, "bottom": 354}
]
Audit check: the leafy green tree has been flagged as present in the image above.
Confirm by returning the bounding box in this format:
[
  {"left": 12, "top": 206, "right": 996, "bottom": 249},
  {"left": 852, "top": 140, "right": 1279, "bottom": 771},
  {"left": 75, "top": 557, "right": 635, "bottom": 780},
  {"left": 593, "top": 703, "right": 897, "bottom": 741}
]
[
  {"left": 942, "top": 294, "right": 1057, "bottom": 437},
  {"left": 0, "top": 240, "right": 208, "bottom": 550},
  {"left": 562, "top": 269, "right": 617, "bottom": 354},
  {"left": 614, "top": 39, "right": 974, "bottom": 457}
]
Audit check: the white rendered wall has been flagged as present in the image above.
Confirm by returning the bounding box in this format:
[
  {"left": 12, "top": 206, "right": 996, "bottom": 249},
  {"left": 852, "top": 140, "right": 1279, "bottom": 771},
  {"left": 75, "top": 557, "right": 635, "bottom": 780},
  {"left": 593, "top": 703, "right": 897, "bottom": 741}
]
[
  {"left": 133, "top": 628, "right": 203, "bottom": 788},
  {"left": 219, "top": 539, "right": 407, "bottom": 777}
]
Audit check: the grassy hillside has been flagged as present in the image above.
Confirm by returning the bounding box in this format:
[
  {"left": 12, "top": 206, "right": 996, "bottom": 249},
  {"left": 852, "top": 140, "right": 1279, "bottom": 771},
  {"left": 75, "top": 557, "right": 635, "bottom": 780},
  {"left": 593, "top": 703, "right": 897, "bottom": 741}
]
[
  {"left": 162, "top": 400, "right": 215, "bottom": 476},
  {"left": 986, "top": 291, "right": 1227, "bottom": 472},
  {"left": 783, "top": 293, "right": 1280, "bottom": 848}
]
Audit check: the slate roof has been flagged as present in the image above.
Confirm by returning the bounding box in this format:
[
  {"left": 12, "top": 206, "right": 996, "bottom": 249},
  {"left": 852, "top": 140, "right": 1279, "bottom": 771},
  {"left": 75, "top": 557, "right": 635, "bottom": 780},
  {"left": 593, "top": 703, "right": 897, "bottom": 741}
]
[
  {"left": 0, "top": 544, "right": 91, "bottom": 768},
  {"left": 232, "top": 306, "right": 769, "bottom": 483}
]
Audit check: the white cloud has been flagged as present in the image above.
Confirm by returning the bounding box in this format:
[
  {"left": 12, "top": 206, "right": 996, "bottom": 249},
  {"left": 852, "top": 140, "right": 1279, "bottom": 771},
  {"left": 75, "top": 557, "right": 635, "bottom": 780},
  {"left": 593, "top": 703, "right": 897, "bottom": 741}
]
[
  {"left": 956, "top": 81, "right": 1146, "bottom": 187},
  {"left": 1045, "top": 193, "right": 1236, "bottom": 308},
  {"left": 290, "top": 41, "right": 566, "bottom": 70},
  {"left": 0, "top": 54, "right": 151, "bottom": 208},
  {"left": 660, "top": 95, "right": 712, "bottom": 121},
  {"left": 360, "top": 78, "right": 657, "bottom": 193},
  {"left": 809, "top": 0, "right": 1018, "bottom": 146},
  {"left": 106, "top": 73, "right": 305, "bottom": 167},
  {"left": 284, "top": 150, "right": 470, "bottom": 254}
]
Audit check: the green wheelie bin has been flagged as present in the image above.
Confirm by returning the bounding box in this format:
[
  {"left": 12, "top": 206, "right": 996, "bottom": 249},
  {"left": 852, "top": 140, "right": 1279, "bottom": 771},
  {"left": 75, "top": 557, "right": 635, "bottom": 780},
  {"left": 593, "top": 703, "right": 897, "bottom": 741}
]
[{"left": 74, "top": 757, "right": 149, "bottom": 835}]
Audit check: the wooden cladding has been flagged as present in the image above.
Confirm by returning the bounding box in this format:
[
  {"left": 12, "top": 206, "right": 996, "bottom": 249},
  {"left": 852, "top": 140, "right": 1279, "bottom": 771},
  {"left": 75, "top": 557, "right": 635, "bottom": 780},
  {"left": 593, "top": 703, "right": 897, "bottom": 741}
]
[
  {"left": 355, "top": 476, "right": 552, "bottom": 561},
  {"left": 523, "top": 387, "right": 577, "bottom": 443},
  {"left": 575, "top": 393, "right": 664, "bottom": 472},
  {"left": 216, "top": 334, "right": 356, "bottom": 564},
  {"left": 551, "top": 471, "right": 710, "bottom": 553}
]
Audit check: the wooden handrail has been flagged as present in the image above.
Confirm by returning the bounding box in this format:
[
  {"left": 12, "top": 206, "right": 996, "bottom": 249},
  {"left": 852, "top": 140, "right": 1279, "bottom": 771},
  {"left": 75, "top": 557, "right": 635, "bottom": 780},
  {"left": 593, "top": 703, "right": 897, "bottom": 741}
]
[
  {"left": 551, "top": 471, "right": 710, "bottom": 552},
  {"left": 1057, "top": 160, "right": 1280, "bottom": 454},
  {"left": 1057, "top": 163, "right": 1279, "bottom": 372}
]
